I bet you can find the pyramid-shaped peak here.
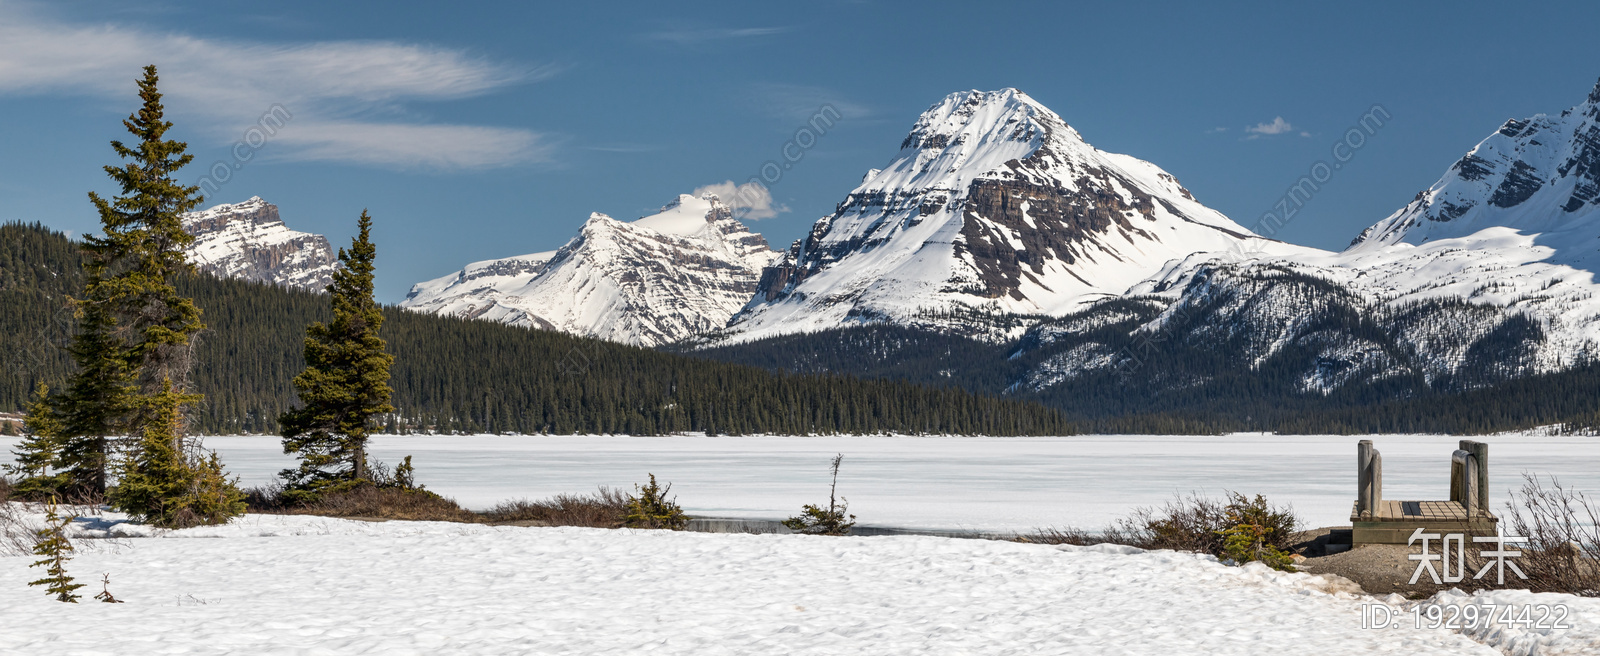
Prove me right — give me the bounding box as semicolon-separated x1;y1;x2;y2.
901;88;1081;152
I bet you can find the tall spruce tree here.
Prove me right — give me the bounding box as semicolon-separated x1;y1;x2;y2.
279;211;396;499
85;65;206;400
45;65;219;512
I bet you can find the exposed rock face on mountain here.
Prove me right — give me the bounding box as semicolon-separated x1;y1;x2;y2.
401;194;779;347
182;197;337;292
1007;78;1600;397
723;89;1292;343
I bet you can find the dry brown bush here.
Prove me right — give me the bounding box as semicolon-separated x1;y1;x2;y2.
244;482;477;523
482;487;630;528
304;486;478;522
246;480;638;528
1500;473;1600;596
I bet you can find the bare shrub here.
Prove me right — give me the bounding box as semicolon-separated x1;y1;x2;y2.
1023;526;1103;546
1501;473;1600;596
483;487;630;528
783;454;856;536
94;573;123;603
242;481;291;513
2;501;41;556
1;475;36;556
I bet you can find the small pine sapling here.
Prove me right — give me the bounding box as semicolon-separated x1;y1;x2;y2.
623;474;688;530
393;455;419;489
110;380;245;528
6;385;70;500
178;450;248;528
783;454;856;536
28;500;85;603
1214;493;1297;571
94;573;123;603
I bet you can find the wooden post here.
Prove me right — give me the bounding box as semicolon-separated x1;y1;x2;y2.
1372;451;1383;514
1464;454;1479;517
1451;449;1473;514
1358;440;1374;517
1450;452;1463;503
1461;440;1489;515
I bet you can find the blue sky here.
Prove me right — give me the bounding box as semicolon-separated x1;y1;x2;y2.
2;0;1599;303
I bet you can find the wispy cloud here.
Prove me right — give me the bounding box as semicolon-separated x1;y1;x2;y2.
693;180;788;220
751;83;870;123
1244;116;1297;140
271;122;556;169
645;25;792;46
1205;126;1229;134
0;3;558;170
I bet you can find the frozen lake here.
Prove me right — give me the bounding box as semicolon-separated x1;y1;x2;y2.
5;433;1598;532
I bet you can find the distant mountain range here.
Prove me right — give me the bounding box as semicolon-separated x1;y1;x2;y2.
186;78;1600;421
399;194;779;348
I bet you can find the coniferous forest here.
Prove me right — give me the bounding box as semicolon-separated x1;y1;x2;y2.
690;321;1600;435
0;222;1073;436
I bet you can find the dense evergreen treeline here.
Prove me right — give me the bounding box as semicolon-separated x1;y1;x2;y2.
683;324;1019;395
0;223;1073;436
689;304;1600;435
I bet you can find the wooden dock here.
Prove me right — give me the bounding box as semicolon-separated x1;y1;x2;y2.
1350;500;1497;544
1349;439;1498;545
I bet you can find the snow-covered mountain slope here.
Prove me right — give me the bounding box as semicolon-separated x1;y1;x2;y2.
401;194;779;347
721;89;1295;344
182;197;337;292
1012;79;1600;395
1352;78;1600;263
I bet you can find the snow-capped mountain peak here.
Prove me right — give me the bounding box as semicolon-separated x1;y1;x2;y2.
1351;77;1600;256
402;192;779;347
721;88;1288;343
181;197;337;292
1014;77;1600;399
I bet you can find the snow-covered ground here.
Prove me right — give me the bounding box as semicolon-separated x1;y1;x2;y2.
7;433;1593;533
7;511;1596;655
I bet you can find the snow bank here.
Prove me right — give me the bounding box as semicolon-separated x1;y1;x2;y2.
0;509;1530;654
1401;588;1600;656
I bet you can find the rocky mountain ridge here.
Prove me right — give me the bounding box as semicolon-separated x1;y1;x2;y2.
181;197;337;292
401;194;779;347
